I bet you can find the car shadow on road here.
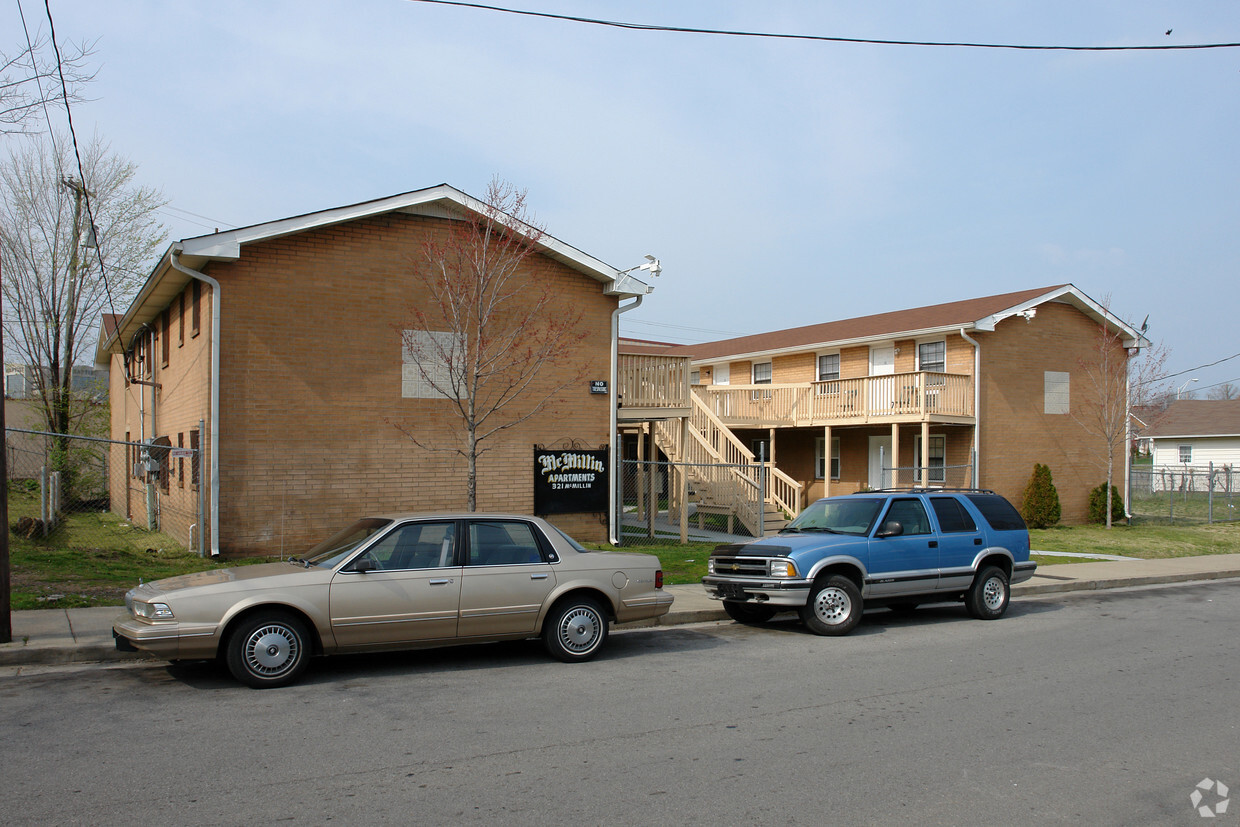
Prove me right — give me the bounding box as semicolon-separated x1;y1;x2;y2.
162;624;730;690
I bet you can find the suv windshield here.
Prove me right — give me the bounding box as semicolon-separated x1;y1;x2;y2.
303;518;394;568
785;498;883;536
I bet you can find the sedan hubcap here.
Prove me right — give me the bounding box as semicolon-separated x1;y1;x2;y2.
247;626;298;674
559;608;601;653
814;587;851;625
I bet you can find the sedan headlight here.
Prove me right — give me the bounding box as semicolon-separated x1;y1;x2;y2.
132;601;175;620
768;559;799;578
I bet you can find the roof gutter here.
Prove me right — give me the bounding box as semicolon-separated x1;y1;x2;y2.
170;247;221;557
610;294;643;545
960;327;981;485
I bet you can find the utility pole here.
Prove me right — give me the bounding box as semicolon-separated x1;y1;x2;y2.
1;252;9;643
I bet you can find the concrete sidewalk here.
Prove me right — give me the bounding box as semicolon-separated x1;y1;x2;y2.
4;553;1240;668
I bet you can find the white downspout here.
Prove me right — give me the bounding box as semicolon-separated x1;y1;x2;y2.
610;294;643;545
960;328;981;487
170;248;221;557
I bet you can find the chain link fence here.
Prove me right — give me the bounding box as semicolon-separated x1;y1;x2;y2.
882;463;975;490
6;428;204;554
1129;463;1238;525
619;458;763;546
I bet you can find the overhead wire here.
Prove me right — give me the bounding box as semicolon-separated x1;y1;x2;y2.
405;0;1240;52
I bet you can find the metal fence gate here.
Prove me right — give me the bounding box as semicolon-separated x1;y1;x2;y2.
619;458;765;546
6;427;205;555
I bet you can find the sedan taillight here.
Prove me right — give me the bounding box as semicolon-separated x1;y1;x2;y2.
655;570;664;589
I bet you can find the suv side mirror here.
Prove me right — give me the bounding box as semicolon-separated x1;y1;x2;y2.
876;520;904;538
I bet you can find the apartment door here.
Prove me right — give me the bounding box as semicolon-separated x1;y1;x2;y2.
868;435;892;490
869;346;895;411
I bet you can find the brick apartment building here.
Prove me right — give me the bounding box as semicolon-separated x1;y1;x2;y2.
631;285;1148;527
95;185;653;557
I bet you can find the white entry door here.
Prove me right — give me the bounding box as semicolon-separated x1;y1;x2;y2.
869;435;892;490
869;346;895;411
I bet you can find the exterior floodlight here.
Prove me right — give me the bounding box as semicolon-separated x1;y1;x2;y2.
638;255;661;277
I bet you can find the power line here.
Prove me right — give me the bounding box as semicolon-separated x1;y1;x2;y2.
406;0;1240;52
624;318;747;338
1158;352;1240;383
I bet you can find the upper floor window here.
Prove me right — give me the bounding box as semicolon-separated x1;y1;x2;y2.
753;362;772;384
817;353;840;382
1179;445;1192;463
918;341;946;373
690;370;701;385
402;330;459;399
1044;371;1070;415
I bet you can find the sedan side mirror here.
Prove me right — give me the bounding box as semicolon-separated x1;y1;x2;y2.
350;557;377;573
876;520;904;538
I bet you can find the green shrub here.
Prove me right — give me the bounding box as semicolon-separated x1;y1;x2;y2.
1021;463;1061;528
1088;482;1126;524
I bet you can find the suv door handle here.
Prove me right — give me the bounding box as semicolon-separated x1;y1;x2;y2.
974;538;983;545
928;541;938;548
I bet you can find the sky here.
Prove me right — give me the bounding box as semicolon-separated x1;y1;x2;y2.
10;0;1239;395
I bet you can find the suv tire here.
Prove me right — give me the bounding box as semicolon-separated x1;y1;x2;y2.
724;601;777;625
965;566;1010;620
800;574;863;636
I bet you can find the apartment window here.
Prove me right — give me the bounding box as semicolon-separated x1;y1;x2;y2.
189;429;200;486
177;433;185;488
178;293;185;346
1179;445;1192;463
918;341;946;374
161;309;170;367
1044;371;1070;415
191;280;201;337
690;370;701;385
753;362;772;384
815;436;841;480
913;435;946;484
817;353;840;382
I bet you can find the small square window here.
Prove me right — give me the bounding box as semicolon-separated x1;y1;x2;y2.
753;362;772;384
1179;445;1192;463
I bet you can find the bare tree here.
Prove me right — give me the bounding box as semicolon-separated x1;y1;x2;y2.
0;133;166;443
1208;382;1238;401
1074;299;1135;528
1;32;95;134
394;179;590;511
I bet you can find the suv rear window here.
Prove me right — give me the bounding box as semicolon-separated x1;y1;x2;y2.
964;494;1027;531
930;497;977;533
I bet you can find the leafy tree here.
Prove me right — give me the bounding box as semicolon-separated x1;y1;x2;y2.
1021;463;1061;528
393;178;590;511
1088;482;1125;525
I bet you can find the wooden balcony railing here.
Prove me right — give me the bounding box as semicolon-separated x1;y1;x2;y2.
697;372;973;427
617;354;691;412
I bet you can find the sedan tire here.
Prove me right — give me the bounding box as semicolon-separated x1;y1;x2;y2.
225;611;311;689
543;597;609;663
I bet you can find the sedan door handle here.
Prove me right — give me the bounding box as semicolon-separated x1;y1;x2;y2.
530;573;549;580
428;579;453;585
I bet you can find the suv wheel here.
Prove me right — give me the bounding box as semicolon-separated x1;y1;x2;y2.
965;566;1010;620
799;575;863;636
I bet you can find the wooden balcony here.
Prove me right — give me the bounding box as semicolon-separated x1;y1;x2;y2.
697;372;974;428
617;354;692;421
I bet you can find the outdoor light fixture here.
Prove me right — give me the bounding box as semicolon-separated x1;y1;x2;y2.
621;255;661;278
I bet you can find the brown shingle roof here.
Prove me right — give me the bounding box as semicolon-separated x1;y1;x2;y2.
666;285;1068;361
1145;399;1240;438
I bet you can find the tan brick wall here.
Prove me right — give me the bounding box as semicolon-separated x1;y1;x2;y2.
976;301;1128;523
773;352;814;383
111;212;616;556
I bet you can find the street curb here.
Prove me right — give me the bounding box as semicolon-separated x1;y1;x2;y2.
0;644;154;668
1013;569;1240;597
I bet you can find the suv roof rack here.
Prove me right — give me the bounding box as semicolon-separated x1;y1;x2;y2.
852;487;997;495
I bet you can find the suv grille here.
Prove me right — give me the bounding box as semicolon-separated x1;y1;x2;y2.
712;556;771;576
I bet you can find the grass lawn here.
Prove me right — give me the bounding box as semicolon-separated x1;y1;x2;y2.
6;488;251;610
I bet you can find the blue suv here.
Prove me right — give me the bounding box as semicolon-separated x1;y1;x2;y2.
702;490;1036;635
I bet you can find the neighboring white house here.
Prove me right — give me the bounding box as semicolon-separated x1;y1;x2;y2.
1143;399;1240;492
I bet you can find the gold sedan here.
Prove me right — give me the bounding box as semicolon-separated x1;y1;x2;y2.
113;514;673;688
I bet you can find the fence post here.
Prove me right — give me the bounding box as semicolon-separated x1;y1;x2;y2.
758;443;766;538
40;464;48;537
1208;461;1214;525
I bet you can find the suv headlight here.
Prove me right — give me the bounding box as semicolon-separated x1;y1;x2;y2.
132;601;175;620
768;559;799;578
707;558;715;575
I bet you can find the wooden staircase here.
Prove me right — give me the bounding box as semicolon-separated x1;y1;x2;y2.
651;391;802;537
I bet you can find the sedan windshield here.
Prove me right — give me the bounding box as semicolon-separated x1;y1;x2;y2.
785;498;883;536
303;518;393;568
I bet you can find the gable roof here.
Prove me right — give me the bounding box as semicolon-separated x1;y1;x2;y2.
667;284;1147;363
97;184;651;362
1145;399;1240;439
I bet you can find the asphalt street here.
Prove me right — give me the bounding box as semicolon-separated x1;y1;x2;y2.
2;581;1237;826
